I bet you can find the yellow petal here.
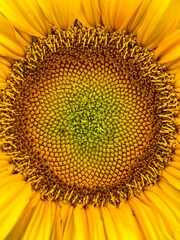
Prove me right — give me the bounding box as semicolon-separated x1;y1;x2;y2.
78;0;101;27
169;161;180;170
73;205;88;240
147;184;180;220
175;133;180;144
6;191;40;240
99;0;142;32
0;175;31;239
0;160;9;169
158;177;180;202
19;200;56;240
127;0;152;34
144;185;180;238
14;28;32;47
0;0;51;37
0;62;10;79
120;201;145;239
0;14;25;59
162;168;180;189
51;204;62;240
165;165;180;180
137;0;180;49
172;154;180;162
37;0;80;31
86;205;106;240
60;203;74;239
0;161;13;178
100;205;119;240
0;70;7;80
0;172;24;187
0;56;11;66
0;77;7;89
128;197;174;239
154;30;180;68
175;148;180;156
140;191;178;238
107;202;144;240
173;75;180;90
168;60;180;74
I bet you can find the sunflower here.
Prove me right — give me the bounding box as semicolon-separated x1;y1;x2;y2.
0;0;180;239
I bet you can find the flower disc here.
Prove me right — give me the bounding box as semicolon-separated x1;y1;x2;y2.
1;21;178;206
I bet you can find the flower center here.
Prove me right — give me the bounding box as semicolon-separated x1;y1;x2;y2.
1;21;177;206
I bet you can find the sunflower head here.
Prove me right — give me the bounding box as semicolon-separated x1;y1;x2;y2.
1;20;178;207
0;0;180;239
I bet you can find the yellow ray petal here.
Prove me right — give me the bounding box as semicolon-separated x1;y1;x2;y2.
165;165;180;179
127;0;152;34
73;205;88;240
0;175;31;239
0;56;11;66
169;161;180;170
154;30;180;68
100;205;119;240
139;192;178;238
120;201;145;239
137;0;180;49
173;75;180;90
0;70;7;80
0;172;24;187
0;0;51;37
86;205;106;240
51;204;62;240
147;184;180;220
14;28;32;48
99;0;142;32
144;186;180;238
172;154;180;162
162;168;180;189
0;61;10;81
60;203;74;240
19;200;56;240
107;202;144;240
0;14;25;59
0;161;13;177
158;177;180;201
176;134;180;143
78;0;101;27
37;0;80;31
0;160;9;169
128;197;174;239
168;61;180;74
6;191;40;240
175;148;180;157
0;78;7;90
0;62;10;79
